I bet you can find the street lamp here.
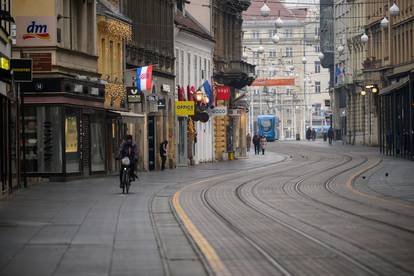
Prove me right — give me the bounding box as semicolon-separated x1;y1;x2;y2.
380;17;389;29
318;52;324;60
260;2;270;17
360;90;366;96
389;2;400;17
301;57;307;64
195;91;203;102
271;34;280;44
257;45;264;54
371;86;378;93
337;45;344;53
275;17;284;28
361;33;369;43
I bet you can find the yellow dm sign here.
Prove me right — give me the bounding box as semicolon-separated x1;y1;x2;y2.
175;101;195;116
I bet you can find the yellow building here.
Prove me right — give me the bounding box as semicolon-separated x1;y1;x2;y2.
96;0;131;109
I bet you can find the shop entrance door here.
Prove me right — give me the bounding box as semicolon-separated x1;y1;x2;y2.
177;117;187;166
81;114;90;176
148;115;156;171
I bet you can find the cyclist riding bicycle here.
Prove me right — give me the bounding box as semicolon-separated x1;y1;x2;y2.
118;135;138;186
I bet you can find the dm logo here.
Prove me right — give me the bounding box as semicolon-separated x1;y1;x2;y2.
23;21;50;40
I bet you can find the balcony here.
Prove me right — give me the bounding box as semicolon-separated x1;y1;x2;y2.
214;59;256;89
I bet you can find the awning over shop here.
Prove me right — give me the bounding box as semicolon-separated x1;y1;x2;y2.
379;77;409;95
111;111;145;123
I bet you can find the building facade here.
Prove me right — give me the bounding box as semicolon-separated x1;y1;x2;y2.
0;0;14;196
123;0;176;170
243;1;330;140
175;1;215;166
96;0;132;173
12;0;109;180
212;0;255;159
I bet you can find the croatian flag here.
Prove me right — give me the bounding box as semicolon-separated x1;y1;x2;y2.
136;65;153;92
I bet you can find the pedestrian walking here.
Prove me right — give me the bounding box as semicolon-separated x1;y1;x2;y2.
246;133;251;152
160;140;168;170
306;127;312;141
311;128;316;141
253;134;260;155
260;136;267;155
327;126;334;145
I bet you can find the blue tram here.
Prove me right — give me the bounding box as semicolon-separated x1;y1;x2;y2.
257;115;279;141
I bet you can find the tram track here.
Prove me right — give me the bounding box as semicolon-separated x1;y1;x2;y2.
247;152;413;275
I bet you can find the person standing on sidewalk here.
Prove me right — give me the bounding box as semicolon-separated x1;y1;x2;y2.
160;140;168;170
311;128;316;141
246;133;251;152
328;127;334;145
260;136;267;155
253;134;260;155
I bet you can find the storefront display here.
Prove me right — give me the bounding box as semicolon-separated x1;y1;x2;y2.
24;106;63;173
90;116;106;172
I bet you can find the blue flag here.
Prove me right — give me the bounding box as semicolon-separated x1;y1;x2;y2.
202;80;213;106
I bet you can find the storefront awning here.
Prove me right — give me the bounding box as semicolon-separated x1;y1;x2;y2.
111;111;145;123
379;77;409;96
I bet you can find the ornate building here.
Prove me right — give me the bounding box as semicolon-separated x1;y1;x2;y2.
212;0;255;159
123;0;176;170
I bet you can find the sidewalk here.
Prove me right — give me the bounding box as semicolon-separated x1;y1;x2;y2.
0;152;280;276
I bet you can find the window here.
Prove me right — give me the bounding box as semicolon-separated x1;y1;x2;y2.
286;88;293;95
269;51;276;58
194;55;198;85
315;26;320;36
180;50;184;85
24;106;63;173
175;49;179;84
187;53;191;85
285;47;293;57
315;45;320;53
109;41;114;81
314;61;321;73
269;29;276;38
315;81;321;93
90;115;106;172
252;31;259;39
285;29;293;38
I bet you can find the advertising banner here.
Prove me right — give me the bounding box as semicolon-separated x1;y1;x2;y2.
216;86;231;100
251;78;295;87
228;109;243;117
15;16;57;47
65;117;78;153
175;101;195;116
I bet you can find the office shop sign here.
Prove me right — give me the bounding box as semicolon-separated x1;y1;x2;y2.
16;16;57;47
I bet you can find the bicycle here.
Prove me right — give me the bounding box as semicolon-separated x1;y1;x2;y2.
120;157;131;194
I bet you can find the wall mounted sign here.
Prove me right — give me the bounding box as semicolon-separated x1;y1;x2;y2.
127;86;141;103
216;86;231;100
161;84;171;93
210;106;227;116
175;101;195;116
15;16;57;47
157;98;166;109
11;58;32;82
228;109;243;117
251;78;295;87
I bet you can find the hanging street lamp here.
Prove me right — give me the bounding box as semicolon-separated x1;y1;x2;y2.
271;33;280;44
260;2;270;17
380;17;389;28
389;2;400;17
361;33;369;43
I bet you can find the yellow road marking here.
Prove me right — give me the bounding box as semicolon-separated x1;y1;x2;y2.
172;191;232;276
346;158;414;209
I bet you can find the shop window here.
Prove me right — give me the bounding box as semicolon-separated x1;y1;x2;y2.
90;116;106;172
25;106;63;173
65;108;80;173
